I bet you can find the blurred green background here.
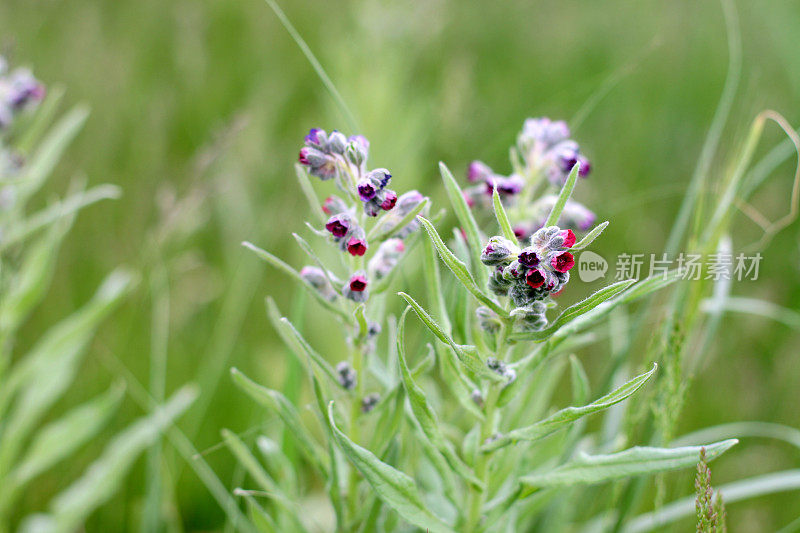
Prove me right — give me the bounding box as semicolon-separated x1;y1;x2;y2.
2;0;799;530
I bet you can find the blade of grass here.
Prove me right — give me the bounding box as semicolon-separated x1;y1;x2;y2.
262;0;359;132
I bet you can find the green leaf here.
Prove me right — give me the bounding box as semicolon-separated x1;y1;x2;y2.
551;272;681;342
569;355;590;405
492;188;517;242
399;293;501;382
295;163;326;225
0;218;72;332
544;162;581;227
16;85;65;154
292;232;340;290
421;226;452;334
397;309;484;489
0;270;134;470
572;221;609;250
230;368;328;475
39;386;197;533
265;297;338;384
354;304;369;339
439;161;485;279
235;489;278;533
326;402;454;533
436;343;484;420
9;384;124;490
511;279;637;341
369;386;407;458
482;364;656;452
242;241;349;321
519;439;737;491
222;430;306;532
369;197;429;241
278;317;339;385
17;106;89;207
417;217;506;318
1;184;121;250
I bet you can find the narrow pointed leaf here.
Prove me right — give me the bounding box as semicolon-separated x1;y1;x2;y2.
369;198;429;241
482;364;656;452
572;221;609;250
327;402;454;533
552;272;681;341
230;368;328;474
295;163;326;224
439;162;485;282
242;241;349;321
43;386;197;532
544;162;581;227
511;279;636;341
17;106;89;206
492;188;517;242
222;430;307;531
0;270;134;468
417;216;506;317
399;293;501;381
264;298;337;385
0;219;72;332
10;384;124;490
278;315;338;384
2;185;121;250
520;439;737;490
397;310;483;488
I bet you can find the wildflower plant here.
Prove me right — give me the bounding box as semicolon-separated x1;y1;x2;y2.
463;118;597;242
0;58;196;532
231;122;738;533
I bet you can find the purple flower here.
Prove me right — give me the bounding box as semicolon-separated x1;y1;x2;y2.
358;179;377;201
349;274;368;291
366;168;392;188
480;236;518;266
299;146;337;180
305;128;324;146
517;248;539;268
467;160;493;183
325;213;352;238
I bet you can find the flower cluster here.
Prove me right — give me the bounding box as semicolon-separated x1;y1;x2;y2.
463;117;595;242
481;225;577;331
297;128;426;306
517;117;590;186
0;57;45;130
299;128;397;217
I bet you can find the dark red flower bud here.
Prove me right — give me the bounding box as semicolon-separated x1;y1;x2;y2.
349;274;368;292
551;252;575;273
347;238;367;256
526;269;545;289
379;190;397;210
560;229;576;248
